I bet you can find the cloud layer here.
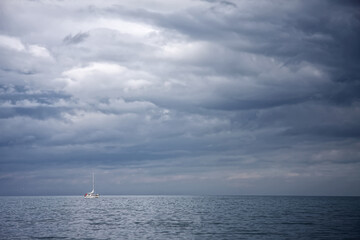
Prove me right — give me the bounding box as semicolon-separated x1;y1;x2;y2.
0;0;359;195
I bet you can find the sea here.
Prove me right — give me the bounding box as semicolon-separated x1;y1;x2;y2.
0;195;359;239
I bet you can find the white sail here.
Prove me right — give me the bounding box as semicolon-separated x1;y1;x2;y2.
84;172;100;198
92;172;95;192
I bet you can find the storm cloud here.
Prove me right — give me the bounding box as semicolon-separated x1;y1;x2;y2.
0;0;359;196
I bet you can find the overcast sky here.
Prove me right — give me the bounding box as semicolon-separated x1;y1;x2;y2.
0;0;359;196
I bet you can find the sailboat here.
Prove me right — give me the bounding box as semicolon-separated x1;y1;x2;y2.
84;172;100;198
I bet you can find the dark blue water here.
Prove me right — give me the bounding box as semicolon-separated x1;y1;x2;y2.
0;196;359;239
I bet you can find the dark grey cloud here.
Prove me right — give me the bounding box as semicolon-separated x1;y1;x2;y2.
0;84;72;119
63;32;89;45
103;0;359;110
0;0;359;196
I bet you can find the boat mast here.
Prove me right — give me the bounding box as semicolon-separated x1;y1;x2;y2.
92;172;95;192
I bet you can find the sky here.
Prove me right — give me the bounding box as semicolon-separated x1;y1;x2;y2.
0;0;359;196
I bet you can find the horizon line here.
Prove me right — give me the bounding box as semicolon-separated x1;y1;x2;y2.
1;194;359;197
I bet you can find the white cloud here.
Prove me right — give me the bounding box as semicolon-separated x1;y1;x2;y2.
0;34;53;60
63;62;125;80
59;62;160;102
93;18;157;36
28;44;52;59
0;35;25;51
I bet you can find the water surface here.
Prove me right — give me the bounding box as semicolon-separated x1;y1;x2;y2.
0;195;359;239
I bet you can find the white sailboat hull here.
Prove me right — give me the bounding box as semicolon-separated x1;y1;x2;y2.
84;193;100;198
